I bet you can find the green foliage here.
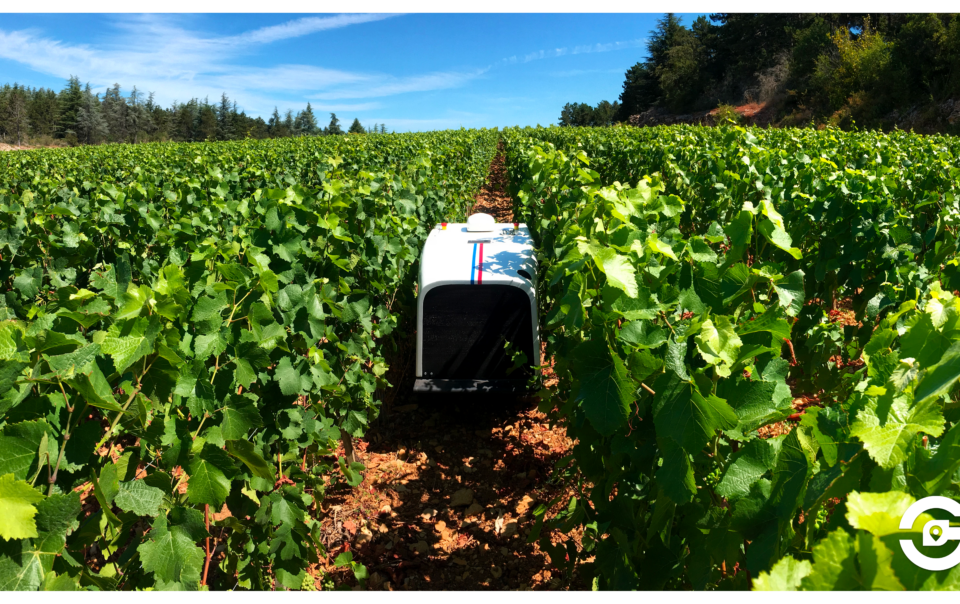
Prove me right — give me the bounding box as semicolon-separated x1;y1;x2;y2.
558;100;621;127
608;13;960;130
712;103;741;125
812;23;893;113
0;129;498;590
502;124;960;590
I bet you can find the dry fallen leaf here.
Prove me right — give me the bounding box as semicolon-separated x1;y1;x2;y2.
421;508;438;520
465;502;484;518
211;503;232;522
343;519;357;535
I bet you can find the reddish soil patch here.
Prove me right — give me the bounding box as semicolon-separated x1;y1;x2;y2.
311;396;584;591
469;143;514;223
0;142;61;151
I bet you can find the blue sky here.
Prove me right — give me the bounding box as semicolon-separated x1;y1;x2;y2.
0;13;707;131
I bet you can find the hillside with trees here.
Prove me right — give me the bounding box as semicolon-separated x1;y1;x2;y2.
0;76;387;147
562;13;960;133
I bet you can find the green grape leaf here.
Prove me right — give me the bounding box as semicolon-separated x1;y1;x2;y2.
572;340;632;436
0;530;64;591
186;445;237;507
716;437;782;500
758;219;802;260
593;247;639;298
66;361;124;413
687;236;718;263
34;492;81;535
767;431;810;517
139;510;207;585
914;341;960;405
0;473;44;540
720;359;793;438
219;397;263;441
652;371;737;454
618;320;667;349
275;357;304;396
115;480;165;517
656;438;696;504
857;532;905;590
225;440;274;481
753;555;812;591
850;390;944;469
846;491;926;537
695;316;742;377
772;271;805;316
100;316;162;373
190;293;229;323
800;528;859;590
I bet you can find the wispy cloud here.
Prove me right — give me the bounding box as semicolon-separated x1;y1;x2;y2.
309;101;383;112
550;68;625;77
0;15;646;129
501;38;646;66
310;68;489;101
226;14;401;45
0;14;465;117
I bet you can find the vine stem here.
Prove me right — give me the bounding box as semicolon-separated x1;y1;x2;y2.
202;504;212;587
95;384;144;452
660;311;676;336
193;414;209;440
48;379;78;495
210;284;258;385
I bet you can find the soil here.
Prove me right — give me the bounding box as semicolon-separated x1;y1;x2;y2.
0;142;61;151
468;142;514;223
758;297;866;439
629;101;780;128
308;145;585;591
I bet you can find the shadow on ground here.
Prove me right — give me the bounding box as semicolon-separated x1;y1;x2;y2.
318;380;584;590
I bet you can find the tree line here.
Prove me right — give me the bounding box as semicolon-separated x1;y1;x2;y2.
560;13;960;131
0;76;387;147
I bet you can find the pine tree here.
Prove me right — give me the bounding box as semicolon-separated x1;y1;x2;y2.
101;83;128;142
268;107;281;137
5;85;30;147
27;88;59;139
198;100;217;141
57;76;83;143
615;63;658;121
127;86;151;143
348;118;364;134
217;92;233;141
297;102;318;135
76;85;108;145
326;113;343;135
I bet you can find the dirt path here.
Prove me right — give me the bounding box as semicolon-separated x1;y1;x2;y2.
469;142;515;222
309;145;584;591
